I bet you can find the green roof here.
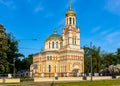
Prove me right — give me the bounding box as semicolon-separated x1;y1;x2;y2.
46;34;62;41
46;28;62;41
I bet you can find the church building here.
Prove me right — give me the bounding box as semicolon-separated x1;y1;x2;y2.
30;3;84;77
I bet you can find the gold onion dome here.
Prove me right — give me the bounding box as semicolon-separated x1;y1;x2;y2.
66;2;76;16
46;28;62;42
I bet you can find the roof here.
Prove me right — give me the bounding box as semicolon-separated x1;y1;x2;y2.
66;2;76;17
46;33;62;41
45;29;62;42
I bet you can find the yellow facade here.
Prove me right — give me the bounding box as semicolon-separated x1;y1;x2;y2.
30;3;84;77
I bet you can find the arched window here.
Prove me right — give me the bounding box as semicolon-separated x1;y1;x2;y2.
72;38;74;45
49;42;50;48
33;64;38;69
75;37;76;45
60;42;62;48
73;18;75;24
50;56;52;60
52;42;54;48
56;42;58;48
72;37;76;45
69;17;72;24
48;65;51;72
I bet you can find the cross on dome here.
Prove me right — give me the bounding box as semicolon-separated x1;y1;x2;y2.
69;2;72;11
54;28;57;34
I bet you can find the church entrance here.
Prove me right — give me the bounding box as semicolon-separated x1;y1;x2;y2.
72;69;79;77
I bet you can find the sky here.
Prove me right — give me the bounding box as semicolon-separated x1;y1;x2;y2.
0;0;120;57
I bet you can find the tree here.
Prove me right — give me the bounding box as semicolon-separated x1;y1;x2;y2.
116;48;120;64
6;33;24;73
0;24;9;74
21;54;33;70
83;46;90;74
102;53;116;67
83;45;102;74
92;46;101;73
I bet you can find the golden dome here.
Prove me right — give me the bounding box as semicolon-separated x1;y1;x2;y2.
66;2;76;16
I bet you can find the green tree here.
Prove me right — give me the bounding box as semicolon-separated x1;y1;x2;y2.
0;24;9;73
6;33;24;73
116;48;120;64
92;46;101;73
102;53;116;67
83;45;102;74
21;54;33;70
83;46;90;74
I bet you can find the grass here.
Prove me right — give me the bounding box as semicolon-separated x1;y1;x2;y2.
0;80;120;86
54;80;120;86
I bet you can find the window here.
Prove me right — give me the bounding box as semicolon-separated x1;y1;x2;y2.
72;37;76;45
56;42;58;48
49;42;50;48
48;65;51;72
52;42;54;48
60;42;62;48
33;64;38;69
72;38;74;45
50;56;52;60
73;18;75;24
47;56;49;60
69;17;72;24
75;37;76;45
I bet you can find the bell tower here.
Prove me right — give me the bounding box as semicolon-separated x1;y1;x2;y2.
62;2;80;49
66;2;76;27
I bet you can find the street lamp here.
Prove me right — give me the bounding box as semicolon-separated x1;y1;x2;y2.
13;58;16;78
90;42;92;81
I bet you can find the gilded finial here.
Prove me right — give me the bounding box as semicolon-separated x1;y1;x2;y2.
54;28;57;34
69;2;72;11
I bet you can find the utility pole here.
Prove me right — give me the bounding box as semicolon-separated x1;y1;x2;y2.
90;42;92;81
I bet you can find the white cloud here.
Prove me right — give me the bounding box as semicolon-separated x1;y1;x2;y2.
105;31;120;43
100;28;114;36
91;26;101;33
100;30;109;35
44;12;54;18
34;5;44;13
105;0;120;16
0;0;15;9
25;0;44;13
57;18;65;27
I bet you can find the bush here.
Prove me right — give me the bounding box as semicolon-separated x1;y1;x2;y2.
20;78;34;81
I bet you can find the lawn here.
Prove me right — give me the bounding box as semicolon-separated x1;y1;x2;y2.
0;80;120;86
54;80;120;86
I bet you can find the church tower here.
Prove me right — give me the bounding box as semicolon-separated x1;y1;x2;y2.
62;2;80;49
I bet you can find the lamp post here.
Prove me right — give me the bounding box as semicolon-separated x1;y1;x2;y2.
13;58;16;78
90;42;92;81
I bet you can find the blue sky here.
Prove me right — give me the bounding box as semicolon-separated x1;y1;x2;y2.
0;0;120;57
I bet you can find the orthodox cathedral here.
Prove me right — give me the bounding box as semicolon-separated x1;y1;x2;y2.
30;3;84;77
